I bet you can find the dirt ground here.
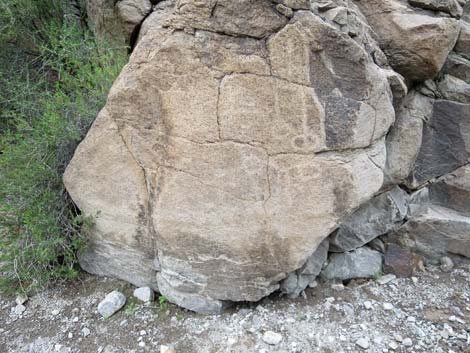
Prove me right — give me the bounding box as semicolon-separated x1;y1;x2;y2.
1;265;469;353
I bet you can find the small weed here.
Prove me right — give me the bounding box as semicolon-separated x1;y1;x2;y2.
124;302;138;315
159;295;169;311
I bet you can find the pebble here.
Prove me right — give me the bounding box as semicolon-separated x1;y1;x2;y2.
13;304;26;315
97;291;126;318
138;341;146;348
133;287;155;303
51;309;60;316
363;301;373;310
68;332;73;339
440;257;454;272
355;337;370;349
377;274;396;285
262;331;283;345
81;327;91;337
389;341;399;350
383;303;394;311
161;345;176;353
331;283;345;291
402;338;412;347
15;294;28;306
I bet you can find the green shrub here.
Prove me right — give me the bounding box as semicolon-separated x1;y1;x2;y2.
0;0;126;293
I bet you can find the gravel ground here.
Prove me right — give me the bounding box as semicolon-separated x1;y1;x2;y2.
1;265;469;353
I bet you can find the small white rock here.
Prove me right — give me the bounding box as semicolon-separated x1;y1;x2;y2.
51;309;60;316
364;301;373;310
97;290;126;318
81;327;91;337
389;341;399;350
68;332;73;339
331;283;345;291
160;345;176;353
355;337;370;349
133;287;155;303
13;304;26;315
262;331;282;345
140;330;147;336
402;338;412;347
383;303;394;311
15;294;28;306
138;341;146;348
377;274;396;285
308;280;318;288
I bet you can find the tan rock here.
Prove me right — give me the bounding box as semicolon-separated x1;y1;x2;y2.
356;0;461;82
66;2;394;313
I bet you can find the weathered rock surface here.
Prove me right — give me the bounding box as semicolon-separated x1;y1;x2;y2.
383;243;420;277
86;0;153;45
65;0;470;313
355;0;460;82
408;0;463;17
406;100;470;188
280;239;329;297
65;2;394;313
392;165;470;262
321;247;383;281
329;187;409;252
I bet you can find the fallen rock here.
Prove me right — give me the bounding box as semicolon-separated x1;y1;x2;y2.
15;294;28;306
13;304;26;315
440;256;454;272
383;243;420;277
280;239;329;297
161;346;176;353
133;287;154;303
329;187;408;252
355;337;370;350
408;0;463;17
262;331;283;345
437;74;470;103
356;0;460;81
321;247;383;281
442;52;470;83
376;274;397;285
97;291;126;318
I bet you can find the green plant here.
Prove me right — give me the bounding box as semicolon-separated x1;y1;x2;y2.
0;0;126;293
124;302;139;316
159;295;169;311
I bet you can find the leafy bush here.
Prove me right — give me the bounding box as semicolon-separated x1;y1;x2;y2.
0;0;126;293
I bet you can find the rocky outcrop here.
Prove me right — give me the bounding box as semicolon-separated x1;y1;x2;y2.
355;0;460;82
65;0;470;313
85;0;153;46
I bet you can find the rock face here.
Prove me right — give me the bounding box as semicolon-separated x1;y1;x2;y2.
85;0;153;46
65;0;470;312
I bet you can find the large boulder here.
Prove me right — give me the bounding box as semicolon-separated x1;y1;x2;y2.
354;0;460;82
65;3;395;313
